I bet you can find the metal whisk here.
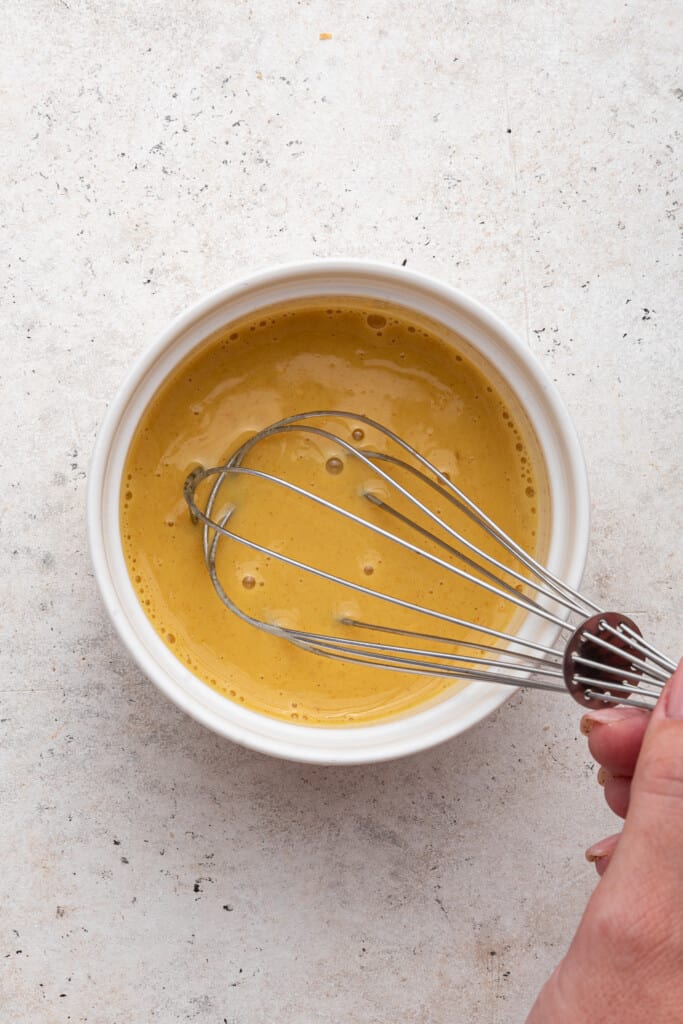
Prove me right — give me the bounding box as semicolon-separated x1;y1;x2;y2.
184;411;675;711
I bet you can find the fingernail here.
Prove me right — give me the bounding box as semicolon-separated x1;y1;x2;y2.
585;833;619;863
597;766;609;787
665;659;683;720
585;840;611;863
580;706;634;735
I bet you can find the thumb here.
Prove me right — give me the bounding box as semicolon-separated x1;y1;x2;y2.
604;657;683;887
541;667;683;1024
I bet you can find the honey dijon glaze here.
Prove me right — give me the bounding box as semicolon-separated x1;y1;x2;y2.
121;301;546;726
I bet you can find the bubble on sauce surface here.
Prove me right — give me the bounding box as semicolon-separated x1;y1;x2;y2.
325;456;344;475
352;428;365;441
366;314;387;329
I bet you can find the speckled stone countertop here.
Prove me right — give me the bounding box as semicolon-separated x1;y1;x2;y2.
1;2;681;1021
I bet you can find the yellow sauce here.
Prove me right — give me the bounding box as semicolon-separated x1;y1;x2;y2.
121;301;545;725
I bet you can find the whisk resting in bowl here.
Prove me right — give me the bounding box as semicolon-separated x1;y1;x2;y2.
184;411;675;712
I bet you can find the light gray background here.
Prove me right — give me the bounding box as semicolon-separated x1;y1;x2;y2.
1;2;681;1021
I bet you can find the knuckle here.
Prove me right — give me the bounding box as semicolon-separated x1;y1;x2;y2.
589;899;646;960
588;887;683;971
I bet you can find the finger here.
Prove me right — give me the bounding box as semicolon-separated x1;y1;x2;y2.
585;832;620;875
599;659;683;891
602;773;632;819
581;705;649;776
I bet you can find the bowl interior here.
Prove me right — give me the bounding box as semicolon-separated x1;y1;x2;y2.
88;261;589;763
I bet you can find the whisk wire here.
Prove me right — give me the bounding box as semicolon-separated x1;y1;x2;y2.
188;458;575;636
191;474;567;657
183;410;674;712
340;619;559;661
266;410;602;619
363;455;592;618
601;621;675;675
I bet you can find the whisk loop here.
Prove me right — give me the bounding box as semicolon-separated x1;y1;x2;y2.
184;411;675;712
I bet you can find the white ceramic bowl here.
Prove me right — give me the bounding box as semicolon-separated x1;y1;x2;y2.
88;260;589;764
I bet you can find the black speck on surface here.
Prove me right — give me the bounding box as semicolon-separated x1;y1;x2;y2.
222;904;233;912
120;856;129;864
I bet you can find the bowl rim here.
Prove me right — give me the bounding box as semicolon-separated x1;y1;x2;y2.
87;258;590;764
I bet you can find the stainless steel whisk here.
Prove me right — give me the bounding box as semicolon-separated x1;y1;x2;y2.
184;411;676;711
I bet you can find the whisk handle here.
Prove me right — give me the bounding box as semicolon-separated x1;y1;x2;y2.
564;611;648;709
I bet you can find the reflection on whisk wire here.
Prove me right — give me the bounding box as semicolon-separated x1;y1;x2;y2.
184;411;675;712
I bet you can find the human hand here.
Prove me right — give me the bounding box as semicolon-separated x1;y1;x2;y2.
526;659;683;1023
